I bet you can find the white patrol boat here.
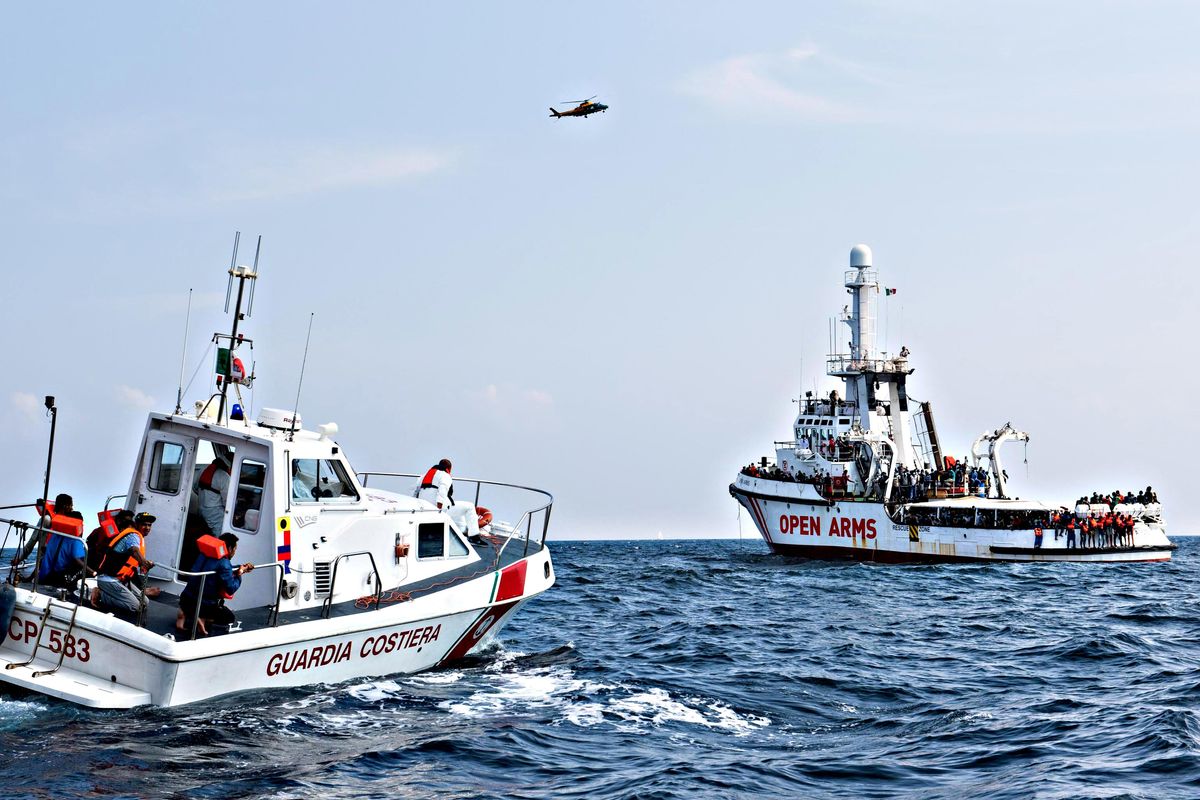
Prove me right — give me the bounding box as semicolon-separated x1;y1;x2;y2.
730;244;1173;564
0;237;556;707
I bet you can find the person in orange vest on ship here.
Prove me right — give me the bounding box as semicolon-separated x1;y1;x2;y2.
17;493;74;567
197;451;233;535
415;459;454;509
95;512;162;623
176;532;254;639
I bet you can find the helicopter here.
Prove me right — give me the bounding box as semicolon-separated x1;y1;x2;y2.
549;96;609;118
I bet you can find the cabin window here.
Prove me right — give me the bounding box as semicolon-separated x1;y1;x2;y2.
291;458;359;502
418;523;445;558
149;441;185;494
447;528;469;557
232;459;267;533
839;418;851;424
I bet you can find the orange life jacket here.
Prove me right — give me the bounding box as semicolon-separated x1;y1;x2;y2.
99;526;145;582
420;466;440;489
36;500;85;538
199;462;225;491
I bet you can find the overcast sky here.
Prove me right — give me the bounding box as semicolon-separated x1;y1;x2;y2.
2;2;1198;539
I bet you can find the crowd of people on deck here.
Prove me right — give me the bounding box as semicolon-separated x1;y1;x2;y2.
893;461;990;502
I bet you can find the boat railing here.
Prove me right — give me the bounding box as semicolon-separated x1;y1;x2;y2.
357;472;553;556
320;550;383;619
825;355;907;374
151;560;287;638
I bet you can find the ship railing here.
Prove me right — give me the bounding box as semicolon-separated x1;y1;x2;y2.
357;472;553;559
825;355;908;374
149;560;287;638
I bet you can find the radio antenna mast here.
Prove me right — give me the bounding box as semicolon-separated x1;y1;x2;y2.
174;288;193;414
217;231;259;424
289;313;315;440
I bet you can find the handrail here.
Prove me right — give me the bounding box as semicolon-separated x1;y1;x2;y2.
151;560;285;638
321;550;383;619
357;471;554;513
356;471;554;552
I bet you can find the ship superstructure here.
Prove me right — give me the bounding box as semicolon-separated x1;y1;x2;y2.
730;245;1172;563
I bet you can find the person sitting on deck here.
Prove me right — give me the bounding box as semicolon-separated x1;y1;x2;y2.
176;532;255;639
95;512;162;623
38;510;89;588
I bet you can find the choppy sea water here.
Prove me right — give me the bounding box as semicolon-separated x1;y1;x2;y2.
3;537;1200;799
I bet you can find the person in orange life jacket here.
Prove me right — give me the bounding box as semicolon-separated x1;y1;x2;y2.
95;512;162;622
1065;517;1076;549
415;459;454;509
38;508;89;588
17;492;74;567
176;532;254;639
87;509;133;575
197;451;233;534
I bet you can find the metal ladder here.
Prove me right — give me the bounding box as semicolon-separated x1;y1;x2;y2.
4;596;82;678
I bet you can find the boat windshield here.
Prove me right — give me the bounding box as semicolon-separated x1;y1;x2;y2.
292;458;359;502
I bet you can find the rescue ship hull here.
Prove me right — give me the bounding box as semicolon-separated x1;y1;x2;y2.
732;478;1174;565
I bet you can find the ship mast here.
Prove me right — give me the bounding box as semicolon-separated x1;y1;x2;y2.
216;233;260;425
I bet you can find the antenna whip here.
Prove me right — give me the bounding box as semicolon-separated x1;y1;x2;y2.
289;313;315;439
175;288;193;414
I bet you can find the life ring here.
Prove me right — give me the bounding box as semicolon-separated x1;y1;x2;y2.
476;507;494;528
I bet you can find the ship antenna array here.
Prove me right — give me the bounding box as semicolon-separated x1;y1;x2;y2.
289;313;315;441
218;231;261;424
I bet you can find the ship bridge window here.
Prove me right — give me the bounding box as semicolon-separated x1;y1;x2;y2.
232;459;266;533
839;418;851;424
291;458;359;503
149;441;185;494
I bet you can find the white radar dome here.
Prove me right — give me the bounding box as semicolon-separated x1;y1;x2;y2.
849;244;873;268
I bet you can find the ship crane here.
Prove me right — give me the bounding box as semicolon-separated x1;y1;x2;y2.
971;422;1030;500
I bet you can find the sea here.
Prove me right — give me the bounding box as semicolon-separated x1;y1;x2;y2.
3;537;1200;799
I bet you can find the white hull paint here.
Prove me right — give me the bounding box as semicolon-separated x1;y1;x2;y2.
1;549;550;708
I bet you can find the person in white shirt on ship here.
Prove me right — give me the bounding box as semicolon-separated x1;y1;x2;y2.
414;459;480;539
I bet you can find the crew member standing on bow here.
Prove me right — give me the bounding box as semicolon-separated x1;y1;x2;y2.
197;451;232;534
95;512;161;623
415;459;454;509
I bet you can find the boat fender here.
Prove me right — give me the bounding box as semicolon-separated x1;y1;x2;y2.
196;534;229;560
0;584;14;644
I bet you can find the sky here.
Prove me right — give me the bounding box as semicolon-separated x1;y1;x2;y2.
1;2;1198;539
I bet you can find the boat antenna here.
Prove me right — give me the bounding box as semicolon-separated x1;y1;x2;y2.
217;232;259;425
289;313;315;440
175;288;193;414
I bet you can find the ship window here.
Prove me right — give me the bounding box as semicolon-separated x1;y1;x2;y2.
149;441;185;494
291;458;359;503
418;523;445;558
839;418;851;424
232;459;266;533
448;528;470;557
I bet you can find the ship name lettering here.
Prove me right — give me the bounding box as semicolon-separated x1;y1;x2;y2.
267;641;353;676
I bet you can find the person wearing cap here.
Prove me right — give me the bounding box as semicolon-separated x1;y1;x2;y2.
197;451;233;535
95;512;162;623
